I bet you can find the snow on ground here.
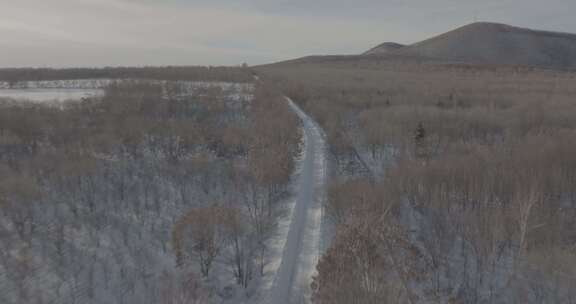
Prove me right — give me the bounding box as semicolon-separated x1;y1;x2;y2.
0;81;253;304
0;79;254;104
258;148;303;296
0;79;253;91
0;79;115;90
0;81;323;304
0;88;103;103
262;98;328;304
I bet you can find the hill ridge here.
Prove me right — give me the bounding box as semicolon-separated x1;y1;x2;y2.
371;22;576;68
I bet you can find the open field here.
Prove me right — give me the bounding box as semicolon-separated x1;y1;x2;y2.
0;88;103;103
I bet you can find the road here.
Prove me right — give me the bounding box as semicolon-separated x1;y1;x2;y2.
265;97;327;304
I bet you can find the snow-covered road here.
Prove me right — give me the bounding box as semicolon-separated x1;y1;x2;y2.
265;97;327;304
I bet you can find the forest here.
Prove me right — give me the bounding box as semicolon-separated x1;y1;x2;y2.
0;67;300;303
3;60;576;303
260;61;576;303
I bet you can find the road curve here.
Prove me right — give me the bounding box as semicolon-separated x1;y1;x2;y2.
265;97;327;304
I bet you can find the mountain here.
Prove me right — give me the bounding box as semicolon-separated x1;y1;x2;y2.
363;42;405;55
365;22;576;69
265;22;576;70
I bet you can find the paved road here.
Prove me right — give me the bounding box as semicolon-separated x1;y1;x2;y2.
265;97;327;304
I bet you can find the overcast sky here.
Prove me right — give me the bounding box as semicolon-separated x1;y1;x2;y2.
1;0;575;67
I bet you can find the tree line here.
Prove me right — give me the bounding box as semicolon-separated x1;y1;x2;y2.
0;66;253;87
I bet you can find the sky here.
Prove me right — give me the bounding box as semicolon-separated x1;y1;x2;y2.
1;0;575;68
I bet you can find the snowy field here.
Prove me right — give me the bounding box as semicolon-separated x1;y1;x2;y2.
0;79;252;90
0;88;103;103
0;79;253;104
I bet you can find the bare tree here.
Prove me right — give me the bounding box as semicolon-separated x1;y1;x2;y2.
172;206;239;277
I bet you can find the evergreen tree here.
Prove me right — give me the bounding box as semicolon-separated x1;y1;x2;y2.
414;122;426;158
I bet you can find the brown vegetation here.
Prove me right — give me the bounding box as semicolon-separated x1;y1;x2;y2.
0;70;299;303
0;66;253;85
259;61;576;303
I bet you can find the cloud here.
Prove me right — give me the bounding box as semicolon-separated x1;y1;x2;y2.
0;0;575;67
0;19;71;40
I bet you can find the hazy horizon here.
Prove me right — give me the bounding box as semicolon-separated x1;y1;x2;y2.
1;0;576;68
